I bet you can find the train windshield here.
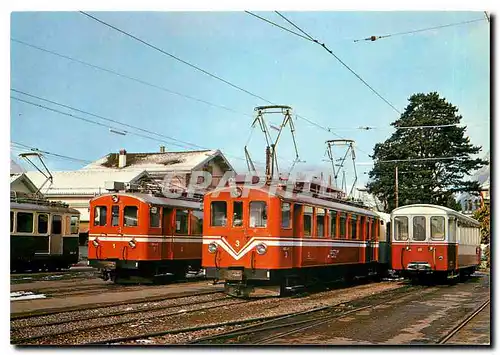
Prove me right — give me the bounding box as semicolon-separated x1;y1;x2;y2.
250;201;267;228
412;216;426;241
394;216;409;241
431;216;445;240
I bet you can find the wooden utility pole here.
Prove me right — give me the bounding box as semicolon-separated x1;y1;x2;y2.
395;165;399;208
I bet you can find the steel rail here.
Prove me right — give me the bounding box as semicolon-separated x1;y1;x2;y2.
437;298;490;344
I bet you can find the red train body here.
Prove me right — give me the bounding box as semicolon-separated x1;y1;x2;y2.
391;204;481;281
202;180;390;296
88;192;203;282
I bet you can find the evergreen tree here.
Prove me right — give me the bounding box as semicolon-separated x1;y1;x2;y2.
367;92;488;212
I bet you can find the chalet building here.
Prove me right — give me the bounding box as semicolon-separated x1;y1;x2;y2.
10;173;39;195
25;147;235;255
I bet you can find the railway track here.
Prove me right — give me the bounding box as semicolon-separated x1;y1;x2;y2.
11;289;222;320
437;298;490;345
190;284;431;345
12;292;241;344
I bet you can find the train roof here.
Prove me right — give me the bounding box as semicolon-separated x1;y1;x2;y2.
207;185;378;217
91;193;202;210
10;201;80;214
391;204;479;225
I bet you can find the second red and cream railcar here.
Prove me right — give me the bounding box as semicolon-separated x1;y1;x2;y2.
391;204;481;282
88;192;203;282
202;180;389;296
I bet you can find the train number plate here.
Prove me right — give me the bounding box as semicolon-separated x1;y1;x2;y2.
224;270;243;281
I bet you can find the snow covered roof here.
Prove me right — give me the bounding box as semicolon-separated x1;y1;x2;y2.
25;170;149;196
10;173;38;193
82;149;234;173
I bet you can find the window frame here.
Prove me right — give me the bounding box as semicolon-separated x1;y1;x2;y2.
123;205;139;227
412;215;427;242
16;211;34;234
430;216;446;241
37;213;49;235
93;205;108;227
350;214;358;240
303;205;313;237
394;216;409;241
111;205;120;227
52;214;62;235
316;208;326;238
149;205;161;228
249;201;268;228
174;209;189;235
329;210;337;239
281;201;292;229
339;212;347;239
190;209;204;235
210;201;227;227
232;201;244;228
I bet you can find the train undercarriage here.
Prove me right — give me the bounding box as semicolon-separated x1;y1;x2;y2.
89;259;202;284
206;263;388;298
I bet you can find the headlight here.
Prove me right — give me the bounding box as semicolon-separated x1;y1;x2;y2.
128;240;137;248
208;243;218;253
92;240;99;247
256;243;268;255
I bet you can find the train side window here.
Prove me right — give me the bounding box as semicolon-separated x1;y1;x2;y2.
431;216;445;240
175;209;189;234
250;201;267;228
16;212;34;233
303;206;313;237
339;213;347;238
233;201;243;227
448;218;456;243
123;206;138;227
281;202;292;229
150;206;161;228
10;211;14;233
330;210;337;238
394;216;409;241
211;201;227;227
412;216;426;241
38;214;49;234
52;215;62;234
94;206;107;226
190;210;204;235
350;215;358;239
70;216;79;234
316;208;325;237
366;218;371;240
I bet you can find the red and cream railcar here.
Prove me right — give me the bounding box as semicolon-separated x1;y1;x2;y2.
88;192;203;282
391;204;481;281
202;181;386;296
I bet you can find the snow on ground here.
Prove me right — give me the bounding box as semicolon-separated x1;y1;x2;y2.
10;291;46;301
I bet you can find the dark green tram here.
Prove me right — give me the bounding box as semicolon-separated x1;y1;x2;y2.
10;192;80;272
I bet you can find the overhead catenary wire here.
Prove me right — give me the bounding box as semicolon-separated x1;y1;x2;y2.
12;89;205;150
79;11;273;105
248;11;401;115
77;11;370;161
359;156;466;164
11;95;265;166
10;141;92;164
11;38;252;119
353;17;486;43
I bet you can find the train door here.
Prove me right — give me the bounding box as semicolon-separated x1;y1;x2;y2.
162;207;174;259
50;215;63;255
365;217;372;264
293;204;303;266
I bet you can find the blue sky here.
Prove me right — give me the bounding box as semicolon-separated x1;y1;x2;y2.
10;11;490;188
